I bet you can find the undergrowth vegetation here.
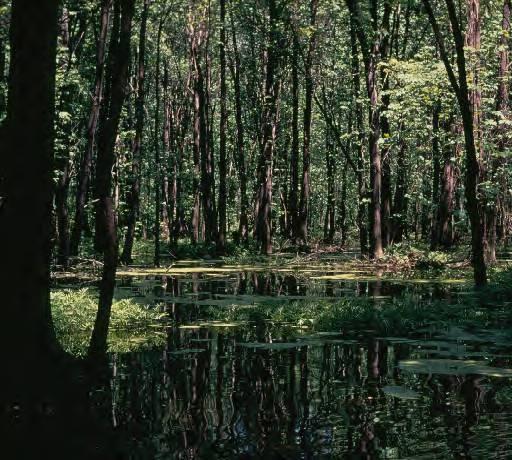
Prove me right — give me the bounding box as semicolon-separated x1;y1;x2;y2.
51;288;168;356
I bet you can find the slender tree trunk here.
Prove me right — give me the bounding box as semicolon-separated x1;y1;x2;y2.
436;118;458;249
423;0;487;286
349;18;368;256
189;7;216;244
54;9;74;268
380;2;392;249
217;0;228;253
154;16;164;267
289;32;300;241
340;161;349;246
489;0;511;262
89;0;135;357
70;0;111;257
0;35;6;116
392;129;408;243
255;0;281;255
229;12;248;245
120;0;149;264
324;127;336;244
298;0;319;244
431;102;441;248
346;0;386;259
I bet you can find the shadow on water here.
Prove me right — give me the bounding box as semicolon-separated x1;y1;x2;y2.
45;262;512;459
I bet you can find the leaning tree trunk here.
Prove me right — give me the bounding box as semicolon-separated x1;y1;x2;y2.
70;0;111;257
89;0;135;357
423;0;487;286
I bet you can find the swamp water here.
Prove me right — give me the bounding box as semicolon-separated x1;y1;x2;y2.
55;257;512;459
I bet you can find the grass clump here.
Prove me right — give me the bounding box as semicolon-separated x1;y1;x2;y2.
51;288;168;356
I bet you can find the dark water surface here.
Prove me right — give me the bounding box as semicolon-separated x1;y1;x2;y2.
51;259;512;459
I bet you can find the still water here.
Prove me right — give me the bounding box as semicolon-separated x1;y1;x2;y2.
80;260;511;459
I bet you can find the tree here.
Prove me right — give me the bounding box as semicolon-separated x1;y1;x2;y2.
0;0;60;360
422;0;487;286
121;0;150;264
89;0;135;357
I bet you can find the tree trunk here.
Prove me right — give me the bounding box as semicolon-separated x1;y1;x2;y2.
289;32;300;242
71;0;111;257
0;0;60;357
324;127;336;244
298;0;319;244
349;17;368;256
229;13;249;245
89;0;135;357
154;16;164;267
217;0;228;253
346;0;386;259
489;0;511;262
430;102;442;249
255;0;281;255
423;0;487;286
392;129;408;243
120;0;149;264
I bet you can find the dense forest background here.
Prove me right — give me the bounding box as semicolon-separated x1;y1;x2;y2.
1;0;511;287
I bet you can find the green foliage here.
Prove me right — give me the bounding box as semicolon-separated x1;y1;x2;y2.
51;288;168;356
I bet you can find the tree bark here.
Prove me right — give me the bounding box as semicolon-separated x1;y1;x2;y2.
422;0;487;285
120;0;150;264
89;0;135;357
70;0;111;257
349;17;368;256
297;0;319;244
489;0;511;262
346;0;386;259
154;16;164;267
228;12;249;245
0;0;60;358
217;0;228;253
289;32;300;242
255;0;281;255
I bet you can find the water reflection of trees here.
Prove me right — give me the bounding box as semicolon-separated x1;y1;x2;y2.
103;333;509;459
